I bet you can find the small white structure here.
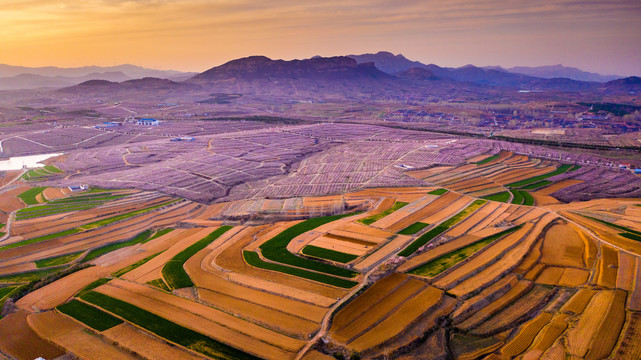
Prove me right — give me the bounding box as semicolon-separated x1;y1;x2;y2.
136;118;160;126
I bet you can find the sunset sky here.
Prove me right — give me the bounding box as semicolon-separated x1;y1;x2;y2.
1;0;640;75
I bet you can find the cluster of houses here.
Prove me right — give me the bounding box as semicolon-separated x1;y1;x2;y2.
95;118;160;129
619;163;641;174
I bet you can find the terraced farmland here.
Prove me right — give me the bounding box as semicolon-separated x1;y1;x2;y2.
1;149;641;360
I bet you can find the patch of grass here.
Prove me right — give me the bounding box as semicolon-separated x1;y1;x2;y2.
162;261;191;289
510;189;524;204
474;154;500;165
619;232;641;242
428;189;448;195
77;278;111;296
0;267;62;284
358;202;407;225
35;251;84;268
17;187;47;205
0;228;82;251
302;245;358;263
162;226;233;289
57;299;123;331
5;201;172;251
580;215;641;236
0;285;25;312
259;213;359;278
398;222;430;235
112;252;162;277
507;164;574;188
145;228;174;242
79;199;179;230
519;180;552;190
0;285;19;300
43;165;63;173
15;193;129;220
83;230;153;263
147;279;171;291
482;191;511;203
80;291;260;360
399;200;486;257
409;225;522;277
243;251;358;288
520;190;535;206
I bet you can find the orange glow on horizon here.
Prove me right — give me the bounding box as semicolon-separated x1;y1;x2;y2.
1;1;640;75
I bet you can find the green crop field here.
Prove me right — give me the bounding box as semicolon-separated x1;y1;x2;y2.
409;226;522;277
482;191;511;203
507;164;573;188
80;291;260;360
398;222;430;235
57;299;123;331
474;154;500;165
259;213;359;278
428;188;448;195
112;252;162;277
35;252;84;268
0;267;62;284
399;200;486;257
358;202;407;225
162;226;233;289
243;251;358;288
16;192;129;220
147;279;171;291
4;203;174;251
520;190;535;206
510;189;524;204
77;278;111;296
17;187;47;205
83;230;153;263
301;245;358;263
519;180;552;190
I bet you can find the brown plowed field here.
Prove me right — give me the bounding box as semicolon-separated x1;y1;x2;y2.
0;311;65;360
384;192;465;233
211;225;348;299
198;288;320;338
540;224;586;268
96;279;304;359
331;277;428;344
29;310;139;360
102;323;206;360
348;286;443;351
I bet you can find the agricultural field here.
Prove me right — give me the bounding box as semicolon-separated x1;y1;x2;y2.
0;132;640;360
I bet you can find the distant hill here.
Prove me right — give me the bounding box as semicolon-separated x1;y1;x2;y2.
59;77;201;95
347;52;604;91
497;64;622;83
0;64;196;90
603;76;641;93
347;51;429;74
0;71;132;90
189;55;391;82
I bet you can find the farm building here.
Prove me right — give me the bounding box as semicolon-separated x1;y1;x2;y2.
68;185;88;192
136;118;160;126
95;121;122;128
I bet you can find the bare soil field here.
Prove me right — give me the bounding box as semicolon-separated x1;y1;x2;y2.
102;323;207;360
28;310;139;360
0;311;65;360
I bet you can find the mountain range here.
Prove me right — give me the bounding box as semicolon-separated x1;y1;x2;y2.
0;64;197;90
348;51;624;83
